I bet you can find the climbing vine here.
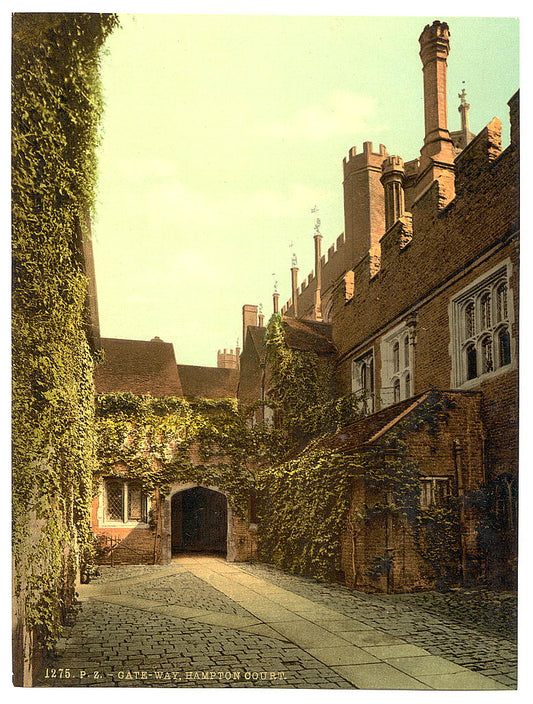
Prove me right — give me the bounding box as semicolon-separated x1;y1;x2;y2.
258;318;463;587
257;450;362;580
12;13;118;651
265;314;364;447
95;393;288;516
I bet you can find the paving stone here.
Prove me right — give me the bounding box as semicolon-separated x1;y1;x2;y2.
35;559;517;689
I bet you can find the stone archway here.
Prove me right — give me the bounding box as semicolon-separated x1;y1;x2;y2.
161;483;236;563
171;486;227;554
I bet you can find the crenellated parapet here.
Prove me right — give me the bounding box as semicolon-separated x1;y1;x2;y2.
454;118;502;196
343;141;388;178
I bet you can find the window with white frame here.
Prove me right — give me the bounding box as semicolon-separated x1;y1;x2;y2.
351;349;375;413
381;324;412;407
420;477;452;509
104;479;148;523
449;262;514;387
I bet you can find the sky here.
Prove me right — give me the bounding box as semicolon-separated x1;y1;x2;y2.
91;13;519;366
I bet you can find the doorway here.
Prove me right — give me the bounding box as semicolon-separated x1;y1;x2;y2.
171;486;227;555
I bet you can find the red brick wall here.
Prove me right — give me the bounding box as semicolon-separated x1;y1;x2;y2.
340;393;486;592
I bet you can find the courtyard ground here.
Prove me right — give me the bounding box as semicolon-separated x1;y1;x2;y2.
35;555;516;690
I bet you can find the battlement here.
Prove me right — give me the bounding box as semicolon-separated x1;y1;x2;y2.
404;159;420;177
217;347;240;370
343;141;388;177
454;117;502;196
381;155;405;175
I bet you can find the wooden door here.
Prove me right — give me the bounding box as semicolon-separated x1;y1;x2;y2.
176;487;227;553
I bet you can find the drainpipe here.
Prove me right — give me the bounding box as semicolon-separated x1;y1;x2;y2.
453;439;468;584
385;489;394;593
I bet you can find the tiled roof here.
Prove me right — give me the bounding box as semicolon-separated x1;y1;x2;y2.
247;326;266;360
320;393;431;452
282;317;336;355
95;337;183;397
178;364;239;399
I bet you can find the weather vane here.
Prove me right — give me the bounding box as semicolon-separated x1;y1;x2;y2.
289;241;297;267
311;205;321;236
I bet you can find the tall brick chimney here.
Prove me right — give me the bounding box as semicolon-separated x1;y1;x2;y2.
290;259;299;317
273;291;279;314
242;304;258;346
313;228;323;321
415;20;455;202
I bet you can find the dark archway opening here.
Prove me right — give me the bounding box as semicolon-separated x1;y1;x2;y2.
171;487;227;555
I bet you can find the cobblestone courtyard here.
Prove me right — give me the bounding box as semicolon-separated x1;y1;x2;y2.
36;555;516;690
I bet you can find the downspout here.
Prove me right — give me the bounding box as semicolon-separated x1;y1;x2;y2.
453;439;468;584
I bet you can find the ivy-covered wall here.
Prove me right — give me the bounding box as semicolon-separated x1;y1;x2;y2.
12;13;118;685
91;392;288;563
257;318;487;591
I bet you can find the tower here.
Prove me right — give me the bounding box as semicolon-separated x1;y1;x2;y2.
343;141;388;265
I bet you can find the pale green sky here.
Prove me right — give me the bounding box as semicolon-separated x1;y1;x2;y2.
92;14;519;366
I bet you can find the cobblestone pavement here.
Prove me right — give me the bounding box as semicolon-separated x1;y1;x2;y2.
238;562;517;687
127;572;253;617
35;556;515;690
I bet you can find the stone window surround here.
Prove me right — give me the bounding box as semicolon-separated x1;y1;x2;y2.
351;347;375;413
380;322;413;407
98;478;151;527
420;476;452;509
448;258;515;389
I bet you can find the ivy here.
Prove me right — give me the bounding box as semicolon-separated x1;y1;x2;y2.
257;450;361;580
257;322;463;587
12;13;118;650
94;393;288;517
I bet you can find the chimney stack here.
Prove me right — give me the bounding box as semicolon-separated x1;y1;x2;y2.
242;304;258;346
273;291;279;314
313;229;323;321
416;20;455;202
290;260;299;317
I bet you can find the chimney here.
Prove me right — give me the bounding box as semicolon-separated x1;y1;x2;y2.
313;229;323;321
273;291;279;314
416;20;455;202
242;304;258;346
290;261;299;317
258;313;264;327
380;156;406;230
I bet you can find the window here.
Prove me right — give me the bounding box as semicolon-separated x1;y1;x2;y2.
381;324;412;407
104;479;148;523
420;477;451;509
351;349;375;414
449;261;514;387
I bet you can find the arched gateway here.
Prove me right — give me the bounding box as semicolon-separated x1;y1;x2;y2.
161;483;237;562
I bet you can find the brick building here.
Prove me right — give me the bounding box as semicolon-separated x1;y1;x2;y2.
91;336;257;565
90;19;518;590
238;20;519;588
